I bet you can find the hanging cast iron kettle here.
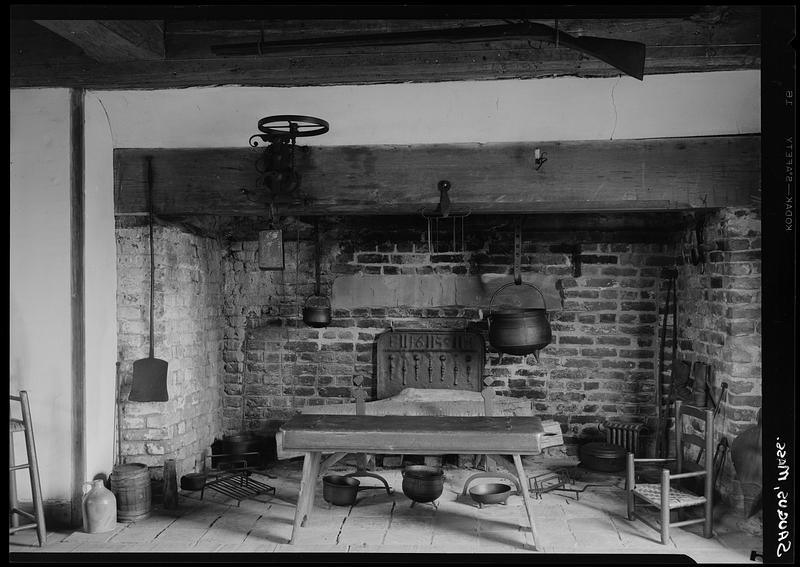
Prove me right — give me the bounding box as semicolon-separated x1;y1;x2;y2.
487;281;552;361
302;296;331;328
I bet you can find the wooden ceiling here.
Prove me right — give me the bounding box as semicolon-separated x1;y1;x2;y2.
11;5;761;89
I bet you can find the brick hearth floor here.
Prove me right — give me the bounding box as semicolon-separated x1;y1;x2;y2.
9;458;761;562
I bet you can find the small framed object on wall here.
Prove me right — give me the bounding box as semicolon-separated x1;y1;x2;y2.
258;229;284;270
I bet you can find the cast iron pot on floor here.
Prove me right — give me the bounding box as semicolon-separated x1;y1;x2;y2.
402;465;444;506
217;432;265;468
322;475;360;506
180;473;207;491
579;442;627;472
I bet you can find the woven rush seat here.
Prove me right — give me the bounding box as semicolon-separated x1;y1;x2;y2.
10;418;25;433
633;483;707;508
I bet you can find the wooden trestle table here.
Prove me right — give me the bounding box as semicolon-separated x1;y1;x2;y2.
279;413;545;551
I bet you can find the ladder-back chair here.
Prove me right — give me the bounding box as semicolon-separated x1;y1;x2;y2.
626;400;714;544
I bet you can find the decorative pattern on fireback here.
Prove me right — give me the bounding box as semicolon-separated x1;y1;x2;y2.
376;329;485;399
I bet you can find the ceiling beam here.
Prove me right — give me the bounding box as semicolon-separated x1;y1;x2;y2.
12;9;760;89
10;40;760;90
142;211;694;243
33;20;165;62
13;6;708;20
113;136;760;217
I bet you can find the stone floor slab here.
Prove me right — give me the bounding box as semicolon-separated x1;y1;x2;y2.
342;515;390;530
273;543;344;553
335;528;387;545
60;526;125;543
34;541;86;553
715;531;763;551
107;528;167;543
683;549;762;563
155;526;209;542
381;531;433;546
197;528;250;544
479;528;528;547
348;544;419;553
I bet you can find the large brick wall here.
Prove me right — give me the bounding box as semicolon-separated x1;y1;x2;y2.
674;207;762;513
113;209;761;511
116;223;224;480
222;217;674;452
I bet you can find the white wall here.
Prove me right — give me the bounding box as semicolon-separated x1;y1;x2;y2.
83;93;118;482
94;70;760;148
10;88;75;518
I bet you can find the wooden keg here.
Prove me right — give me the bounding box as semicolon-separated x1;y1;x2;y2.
110;463;152;522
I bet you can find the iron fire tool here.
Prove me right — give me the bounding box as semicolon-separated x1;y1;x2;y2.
655;266;678;458
199;459;276;505
420;180;471;254
528;468;617;500
696;381;729;463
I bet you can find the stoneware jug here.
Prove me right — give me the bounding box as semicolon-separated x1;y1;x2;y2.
82;479;117;533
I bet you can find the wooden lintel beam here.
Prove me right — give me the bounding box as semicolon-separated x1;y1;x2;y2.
114;136;760;217
34;20;165;62
12;48;761;89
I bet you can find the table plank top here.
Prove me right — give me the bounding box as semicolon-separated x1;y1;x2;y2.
279;414;545;454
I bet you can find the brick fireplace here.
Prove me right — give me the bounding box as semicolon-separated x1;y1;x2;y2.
114;207;761;513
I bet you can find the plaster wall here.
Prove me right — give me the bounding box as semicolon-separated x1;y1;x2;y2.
94;70;760;148
83;93;118;482
9;88;74;520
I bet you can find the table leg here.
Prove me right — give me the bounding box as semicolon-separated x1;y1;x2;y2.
289;451;322;544
512;454;543;552
319;452;348;476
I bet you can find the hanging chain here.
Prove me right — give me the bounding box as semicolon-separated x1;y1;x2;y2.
291;225;300;411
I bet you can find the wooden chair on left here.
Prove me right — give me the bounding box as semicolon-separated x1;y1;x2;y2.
9;391;47;546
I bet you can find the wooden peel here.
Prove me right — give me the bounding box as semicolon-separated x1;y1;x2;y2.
129;156;169;402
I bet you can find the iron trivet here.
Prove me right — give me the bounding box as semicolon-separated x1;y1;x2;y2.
200;459;276;505
528;467;616;500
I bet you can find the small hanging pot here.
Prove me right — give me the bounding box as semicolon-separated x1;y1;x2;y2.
303;295;331;327
487;281;552;361
302;220;331;328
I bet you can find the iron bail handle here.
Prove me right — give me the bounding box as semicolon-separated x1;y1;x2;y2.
488;281;549;315
461;471;521;496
